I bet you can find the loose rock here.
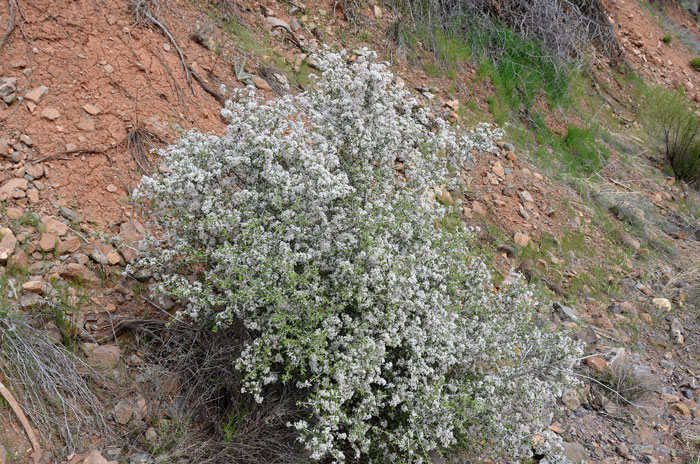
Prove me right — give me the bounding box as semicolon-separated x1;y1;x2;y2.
39;232;58;251
60;263;100;285
41;107;61;120
24;85;48;104
563;441;587;463
89;345;121;368
514;231;530;247
42;216;69;236
652;297;671;311
0;228;17;261
82;451;118;464
113;398;134;425
554;302;579;322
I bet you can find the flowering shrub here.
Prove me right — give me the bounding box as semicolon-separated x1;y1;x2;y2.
132;50;581;463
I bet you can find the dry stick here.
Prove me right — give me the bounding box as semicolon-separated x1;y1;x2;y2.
0;380;43;463
35;147;111;166
0;0;16;49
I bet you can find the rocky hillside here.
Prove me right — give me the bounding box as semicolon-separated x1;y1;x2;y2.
1;0;700;463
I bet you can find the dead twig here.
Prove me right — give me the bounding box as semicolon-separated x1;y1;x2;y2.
127;122;160;175
35;147;112;166
0;380;43;464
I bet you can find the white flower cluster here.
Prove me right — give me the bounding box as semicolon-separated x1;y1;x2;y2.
132;49;581;463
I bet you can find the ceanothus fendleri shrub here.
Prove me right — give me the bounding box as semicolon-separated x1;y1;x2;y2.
131;49;581;463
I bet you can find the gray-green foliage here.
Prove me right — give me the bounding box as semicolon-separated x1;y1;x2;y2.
133;50;581;463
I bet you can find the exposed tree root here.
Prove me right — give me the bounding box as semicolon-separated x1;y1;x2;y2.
129;0;227;105
0;0;16;50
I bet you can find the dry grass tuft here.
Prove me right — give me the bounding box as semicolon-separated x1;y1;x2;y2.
0;308;110;454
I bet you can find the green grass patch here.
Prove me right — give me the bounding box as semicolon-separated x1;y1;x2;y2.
562;124;609;175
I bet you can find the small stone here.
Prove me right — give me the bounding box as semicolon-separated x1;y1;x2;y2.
619;301;636;315
56;235;82;255
585;356;607;371
681;376;699;390
252;76;272;91
20;292;42;308
574;326;598;345
77;118;95;132
0;444;6;464
119;222;144;263
652;297;671;311
616;443;630;458
42;216;69;236
19;134;33;146
83;103;101;115
514;232;530;247
103;64;114;74
132;395;148;421
547;422;565;434
620;232;640;250
106;184;118;193
27;188;39;204
518;190;534;204
60;206;78;222
563;441;587;463
472;200;486;216
26;163;44;179
561;388;580;410
39;232;57;251
444;99;459;111
41;107;60;120
554;302;579;322
492;162;505;177
129;453;150;464
661;392;681;402
82;450;118;464
0;228;17;261
518;205;530;220
113;398;134;424
373;4;382;18
6;207;23;220
672;402;690;416
145;427;157;441
90;345;121;368
0;177;28;197
505;150;517;161
671;317;684;344
22;280;45;294
264;16;291;31
24;85;48;104
640;312;653;324
60;263;100;285
440;189;453;205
